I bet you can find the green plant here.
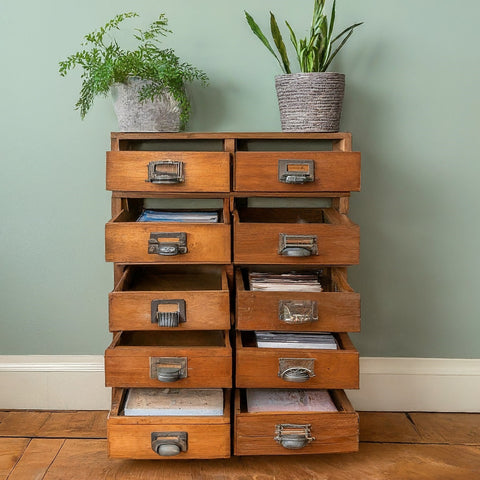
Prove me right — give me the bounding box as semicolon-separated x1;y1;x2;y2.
59;12;208;129
245;0;362;73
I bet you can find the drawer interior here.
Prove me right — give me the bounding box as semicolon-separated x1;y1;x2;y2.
115;265;227;292
116;330;226;348
236;207;328;224
239;331;348;350
111;198;226;223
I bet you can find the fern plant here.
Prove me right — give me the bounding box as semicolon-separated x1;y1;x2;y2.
245;0;362;74
59;12;208;129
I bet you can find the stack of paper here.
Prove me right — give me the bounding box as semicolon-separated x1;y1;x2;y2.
136;210;219;223
247;389;337;413
249;271;323;292
255;331;337;349
124;388;224;416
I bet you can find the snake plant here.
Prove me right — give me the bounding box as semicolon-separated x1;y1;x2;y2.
245;0;362;73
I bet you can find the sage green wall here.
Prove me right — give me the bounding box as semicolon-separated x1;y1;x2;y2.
1;0;479;357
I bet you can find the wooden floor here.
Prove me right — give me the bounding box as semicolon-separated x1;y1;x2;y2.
1;411;480;479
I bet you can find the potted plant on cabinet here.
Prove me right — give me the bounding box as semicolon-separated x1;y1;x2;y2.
245;0;362;132
59;12;208;132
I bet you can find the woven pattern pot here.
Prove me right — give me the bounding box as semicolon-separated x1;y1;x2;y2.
111;77;181;132
275;72;345;132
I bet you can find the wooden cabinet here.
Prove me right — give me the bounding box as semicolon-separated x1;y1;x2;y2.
105;132;360;459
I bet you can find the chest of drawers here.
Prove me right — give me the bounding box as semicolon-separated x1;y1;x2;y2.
105;132;360;459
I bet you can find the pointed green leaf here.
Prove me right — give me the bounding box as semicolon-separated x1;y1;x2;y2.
332;22;363;43
270;12;291;74
324;28;354;71
245;10;285;72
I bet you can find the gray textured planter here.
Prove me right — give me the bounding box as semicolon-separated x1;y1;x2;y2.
111;77;181;132
275;72;345;132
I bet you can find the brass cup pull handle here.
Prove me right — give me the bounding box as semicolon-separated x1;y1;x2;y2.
279;300;318;324
151;432;187;456
281;367;314;383
279;234;318;257
148;232;187;256
275;424;314;450
278;159;315;184
147;160;184;184
151;299;186;327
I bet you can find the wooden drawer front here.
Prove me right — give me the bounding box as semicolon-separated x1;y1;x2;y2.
234;390;358;456
110;266;230;331
235;152;360;192
105;331;232;388
106;151;230;193
105;211;231;264
233;208;359;265
108;389;230;459
235;269;360;332
235;332;358;389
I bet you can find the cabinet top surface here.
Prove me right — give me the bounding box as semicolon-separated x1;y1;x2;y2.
111;132;352;140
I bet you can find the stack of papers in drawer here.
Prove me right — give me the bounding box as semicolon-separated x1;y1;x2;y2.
255;331;338;349
247;389;337;412
249;271;323;292
136;210;219;223
124;388;224;416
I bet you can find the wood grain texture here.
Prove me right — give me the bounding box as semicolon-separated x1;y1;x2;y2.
235;332;359;389
410;413;480;445
359;412;422;443
234;151;360;192
233;208;359;265
105;331;232;388
235;269;360;332
7;438;64;480
39;439;480;480
0;411;50;437
105;221;231;264
106;151;230;193
0;438;29;479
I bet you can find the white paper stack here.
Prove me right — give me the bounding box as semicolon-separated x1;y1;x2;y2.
254;331;338;349
249;271;323;292
136;210;219;223
247;389;338;413
124;388;224;416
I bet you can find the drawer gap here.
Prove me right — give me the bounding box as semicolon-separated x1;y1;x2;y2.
118;139;225;152
117;331;226;348
236;139;334;152
237;207;327;224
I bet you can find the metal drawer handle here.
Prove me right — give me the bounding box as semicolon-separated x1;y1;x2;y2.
278;358;315;383
148;232;187;256
278;159;315;184
147;160;184;184
279;300;318;324
274;424;315;450
150;357;187;382
279;234;318;257
151;432;188;456
151;299;186;327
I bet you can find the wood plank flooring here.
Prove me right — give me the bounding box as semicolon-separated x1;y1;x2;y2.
1;411;479;479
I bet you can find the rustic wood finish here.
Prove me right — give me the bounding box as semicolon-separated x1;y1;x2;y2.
106;151;230;193
109;266;230;331
234;151;360;192
234;389;358;456
235;268;360;332
105;331;232;388
235;332;359;389
233;208;359;265
105;213;231;264
107;390;231;459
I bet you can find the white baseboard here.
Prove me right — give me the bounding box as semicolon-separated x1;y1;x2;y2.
0;356;479;411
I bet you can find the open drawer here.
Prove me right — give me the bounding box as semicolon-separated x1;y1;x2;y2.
236;331;358;389
234;389;358;455
105;331;232;388
236;267;360;332
106;151;231;193
105;206;230;264
233;207;359;265
234;151;360;193
110;265;230;331
108;388;231;459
